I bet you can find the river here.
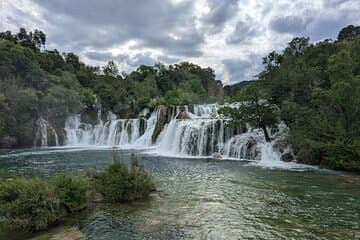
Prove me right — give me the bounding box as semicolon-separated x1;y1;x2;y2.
0;147;359;239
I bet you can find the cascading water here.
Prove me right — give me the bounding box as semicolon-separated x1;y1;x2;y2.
64;114;144;146
34;118;59;147
61;104;289;163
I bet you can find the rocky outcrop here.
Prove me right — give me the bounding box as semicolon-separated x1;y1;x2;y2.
176;110;190;120
273;138;296;162
139;118;147;136
212;152;222;160
151;106;168;143
244;138;261;160
281;152;295;162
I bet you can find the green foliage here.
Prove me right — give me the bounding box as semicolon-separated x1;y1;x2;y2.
220;83;278;142
102;60;119;77
0;174;86;232
51;173;87;213
91;154;156;202
0;28;222;148
255;25;360;171
337;25;360;41
0;155;156;232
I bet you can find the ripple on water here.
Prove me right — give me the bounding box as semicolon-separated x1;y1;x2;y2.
0;149;359;240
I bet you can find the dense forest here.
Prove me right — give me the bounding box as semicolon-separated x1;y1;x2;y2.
225;25;360;171
0;28;223;148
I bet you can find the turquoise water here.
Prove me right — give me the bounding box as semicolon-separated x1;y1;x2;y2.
0;148;359;239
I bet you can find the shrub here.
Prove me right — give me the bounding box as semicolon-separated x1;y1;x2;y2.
0;155;156;232
0;173;87;232
51;173;87;213
0;178;63;231
92;154;156;202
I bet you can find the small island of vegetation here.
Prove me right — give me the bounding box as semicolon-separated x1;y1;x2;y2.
0;154;155;232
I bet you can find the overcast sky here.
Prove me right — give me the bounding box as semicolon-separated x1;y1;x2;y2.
1;0;359;84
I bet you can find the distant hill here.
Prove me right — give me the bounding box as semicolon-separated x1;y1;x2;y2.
223;80;255;96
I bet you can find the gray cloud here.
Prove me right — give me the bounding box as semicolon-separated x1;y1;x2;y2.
308;10;358;41
2;0;360;84
202;0;239;33
32;0;203;57
85;51;113;62
85;51;179;68
270;15;311;34
222;55;263;83
226;20;259;44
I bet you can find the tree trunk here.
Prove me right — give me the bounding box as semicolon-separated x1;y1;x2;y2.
262;126;271;142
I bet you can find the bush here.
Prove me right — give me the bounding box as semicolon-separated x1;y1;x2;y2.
91;154;156;202
51;173;87;213
0;155;156;232
0;173;87;232
0;178;63;231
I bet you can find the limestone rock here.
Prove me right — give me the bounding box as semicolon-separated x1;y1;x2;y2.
212;153;222;160
176;110;190;120
151;105;168;143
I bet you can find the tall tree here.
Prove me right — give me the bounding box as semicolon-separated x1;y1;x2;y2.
102;60;119;77
337;25;360;41
219;84;278;142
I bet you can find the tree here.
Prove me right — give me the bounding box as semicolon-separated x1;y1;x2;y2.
64;52;81;72
283;37;309;57
32;29;46;49
219;84;278;142
262;51;282;71
337;25;360;41
102;60;119;77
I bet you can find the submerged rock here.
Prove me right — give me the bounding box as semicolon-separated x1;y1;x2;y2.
212;153;222;160
32;226;86;240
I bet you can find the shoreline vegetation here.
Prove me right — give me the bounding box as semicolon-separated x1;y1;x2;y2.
0;25;359;171
0;153;155;233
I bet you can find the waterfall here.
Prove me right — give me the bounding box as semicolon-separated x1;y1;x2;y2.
193;104;218;117
62;104;289;162
64;114;144;146
34;118;59;147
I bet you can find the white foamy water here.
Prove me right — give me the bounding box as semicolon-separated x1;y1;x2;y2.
59;104;294;168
